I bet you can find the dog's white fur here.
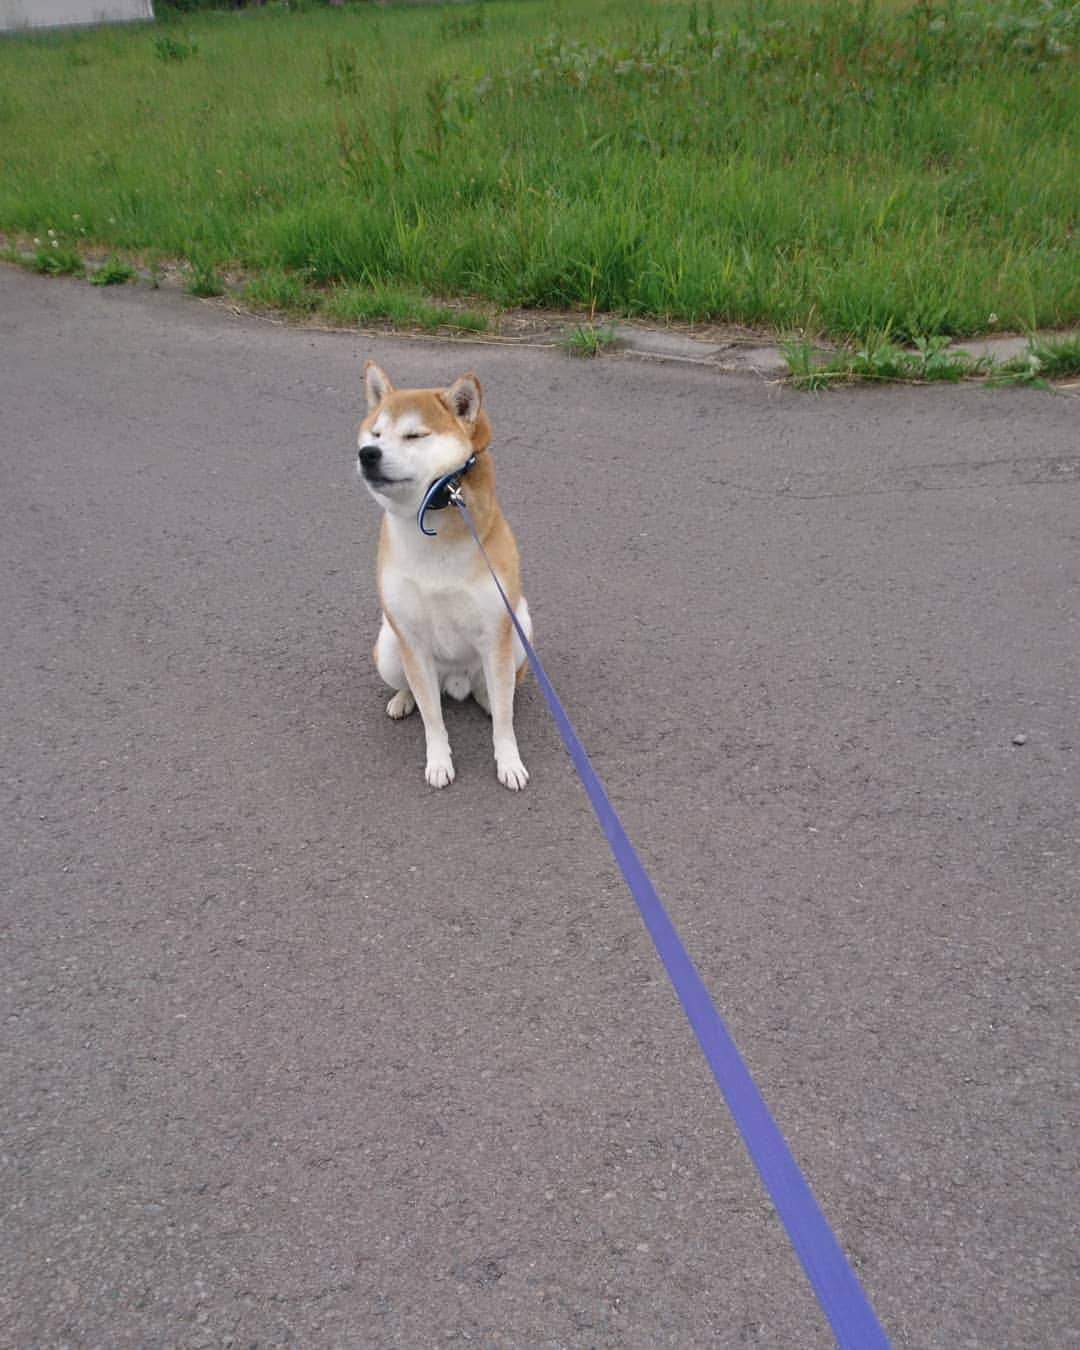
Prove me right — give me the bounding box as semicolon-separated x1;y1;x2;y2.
357;361;531;790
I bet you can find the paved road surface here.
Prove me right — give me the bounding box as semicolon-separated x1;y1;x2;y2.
2;265;1077;1348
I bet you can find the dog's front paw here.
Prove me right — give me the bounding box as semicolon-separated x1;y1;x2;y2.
496;756;529;791
425;754;455;789
387;689;416;720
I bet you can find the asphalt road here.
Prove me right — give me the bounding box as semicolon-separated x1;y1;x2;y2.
2;264;1077;1349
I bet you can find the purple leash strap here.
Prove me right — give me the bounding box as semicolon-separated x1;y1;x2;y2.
453;495;891;1348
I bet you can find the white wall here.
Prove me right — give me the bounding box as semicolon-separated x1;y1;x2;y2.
1;0;154;30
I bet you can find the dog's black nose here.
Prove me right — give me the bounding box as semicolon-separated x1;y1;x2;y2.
359;444;382;472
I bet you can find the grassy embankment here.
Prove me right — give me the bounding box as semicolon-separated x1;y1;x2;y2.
1;0;1077;363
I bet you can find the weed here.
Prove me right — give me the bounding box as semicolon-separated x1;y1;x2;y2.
387;87;404;176
563;321;619;358
185;257;225;297
428;306;488;334
325;42;360;97
992;334;1080;386
426;76;449;161
335;105;384;186
845;330;986;383
153;34;197;62
1019;334;1080;380
325;282;487;333
829;328;943;383
30;245;84;276
781;328;1080;389
441;4;486;40
243;267;320;315
28;228;83;276
780;335;836;391
90;254;134;285
446;309;488;334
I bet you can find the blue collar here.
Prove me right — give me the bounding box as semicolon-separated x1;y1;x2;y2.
416;456;477;536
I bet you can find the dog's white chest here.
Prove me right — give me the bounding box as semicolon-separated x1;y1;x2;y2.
380;530;498;666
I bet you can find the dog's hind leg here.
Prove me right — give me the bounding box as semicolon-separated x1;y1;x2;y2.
512;597;532;684
374;617;416;720
469;670;491;714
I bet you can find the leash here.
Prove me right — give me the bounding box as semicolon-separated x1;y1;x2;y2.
448;487;892;1349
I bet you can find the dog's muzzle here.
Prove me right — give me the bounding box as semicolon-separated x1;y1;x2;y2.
358;444;382;477
358;444;401;490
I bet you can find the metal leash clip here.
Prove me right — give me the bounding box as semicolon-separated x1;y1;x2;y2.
416;456;477;537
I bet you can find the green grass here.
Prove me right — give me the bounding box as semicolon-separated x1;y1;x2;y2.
782;330;1080;388
782;329;992;388
89;254;135;285
24;224;86;276
993;333;1080;385
242;266;322;314
562;316;620;357
322;280;490;331
0;0;1077;340
184;256;226;296
1017;333;1080;379
28;243;85;277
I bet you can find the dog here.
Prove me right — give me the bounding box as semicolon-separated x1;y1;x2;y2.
357;360;531;790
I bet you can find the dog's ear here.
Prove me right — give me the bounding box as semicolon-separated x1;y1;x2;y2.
364;360;393;410
441;373;482;428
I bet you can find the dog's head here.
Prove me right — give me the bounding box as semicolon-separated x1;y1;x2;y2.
357;361;491;517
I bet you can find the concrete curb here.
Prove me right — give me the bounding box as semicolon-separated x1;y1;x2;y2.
611;324;789;374
611;323;1074;376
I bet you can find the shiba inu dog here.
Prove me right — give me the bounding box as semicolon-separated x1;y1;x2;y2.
357;360;531;790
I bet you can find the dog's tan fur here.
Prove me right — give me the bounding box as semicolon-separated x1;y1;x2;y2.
358;361;531;789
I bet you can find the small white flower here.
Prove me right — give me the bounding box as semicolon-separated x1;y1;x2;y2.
47;228;57;238
33;237;41;245
52;240;60;248
72;213;81;221
988;312;999;325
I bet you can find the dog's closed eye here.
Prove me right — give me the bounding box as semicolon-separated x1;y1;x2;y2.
404;430;429;441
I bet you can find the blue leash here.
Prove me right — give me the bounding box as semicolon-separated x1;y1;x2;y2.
451;492;891;1349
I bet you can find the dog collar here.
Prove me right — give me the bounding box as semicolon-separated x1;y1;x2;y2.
416;456;477;537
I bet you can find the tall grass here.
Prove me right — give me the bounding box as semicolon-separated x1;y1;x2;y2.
1;0;1076;338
